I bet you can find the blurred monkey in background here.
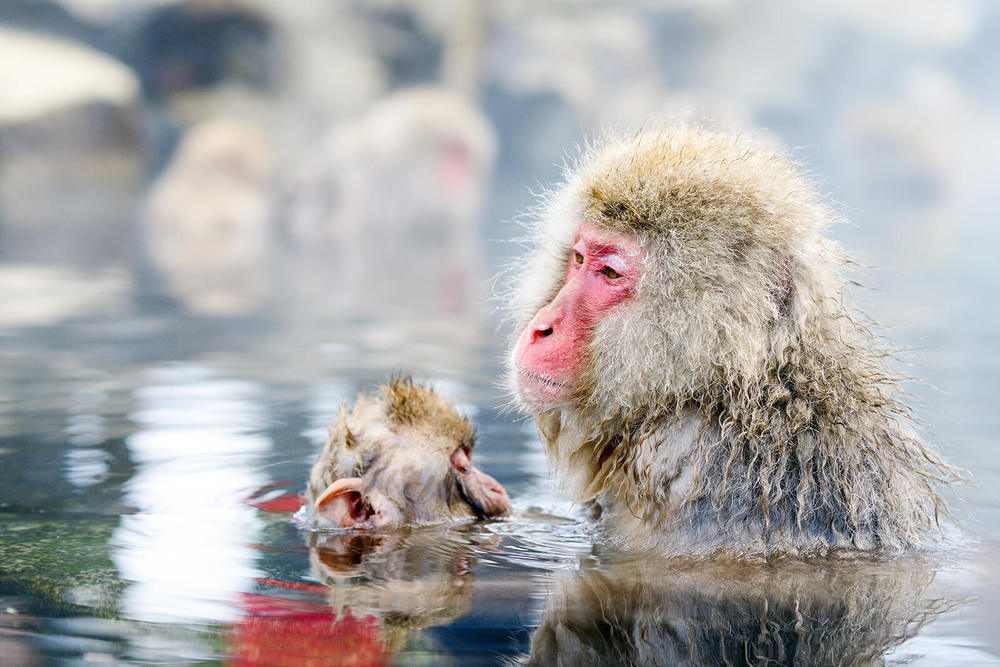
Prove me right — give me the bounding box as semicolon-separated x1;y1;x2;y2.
282;87;496;315
143;118;275;316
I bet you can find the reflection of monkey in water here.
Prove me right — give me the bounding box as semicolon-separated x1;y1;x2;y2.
509;125;962;557
310;527;480;627
230;526;492;664
525;557;958;666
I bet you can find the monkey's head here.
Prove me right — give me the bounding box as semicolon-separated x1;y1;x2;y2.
309;379;510;529
511;126;843;416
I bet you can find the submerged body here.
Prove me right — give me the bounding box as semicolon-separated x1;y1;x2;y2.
509;125;960;557
308;378;509;529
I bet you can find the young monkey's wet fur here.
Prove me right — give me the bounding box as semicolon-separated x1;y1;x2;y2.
308;378;510;529
507;124;964;558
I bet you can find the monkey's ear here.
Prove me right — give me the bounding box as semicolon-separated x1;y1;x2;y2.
315;477;371;528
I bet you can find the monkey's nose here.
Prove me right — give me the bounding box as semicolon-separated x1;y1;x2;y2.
530;321;557;343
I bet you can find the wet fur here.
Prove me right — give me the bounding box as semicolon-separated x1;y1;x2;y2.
507;125;962;557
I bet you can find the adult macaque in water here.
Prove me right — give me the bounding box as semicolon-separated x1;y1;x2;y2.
285;86;496;251
509;125;961;557
308;378;510;529
281;87;496;315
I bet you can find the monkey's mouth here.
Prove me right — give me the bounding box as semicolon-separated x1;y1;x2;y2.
516;367;570;390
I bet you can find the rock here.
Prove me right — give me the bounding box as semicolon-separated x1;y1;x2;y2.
0;27;144;267
0;263;128;328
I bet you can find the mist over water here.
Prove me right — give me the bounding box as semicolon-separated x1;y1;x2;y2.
1;1;998;663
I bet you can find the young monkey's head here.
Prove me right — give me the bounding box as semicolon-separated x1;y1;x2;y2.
308;379;510;529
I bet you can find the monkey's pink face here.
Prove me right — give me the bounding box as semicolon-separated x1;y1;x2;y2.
513;221;644;409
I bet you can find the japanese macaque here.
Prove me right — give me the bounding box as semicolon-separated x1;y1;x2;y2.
285;86;496;248
308;378;510;529
280;86;496;315
142;118;274;315
508;125;961;557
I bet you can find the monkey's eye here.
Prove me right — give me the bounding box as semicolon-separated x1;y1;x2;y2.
451;447;472;475
574;251;584;265
601;267;621;280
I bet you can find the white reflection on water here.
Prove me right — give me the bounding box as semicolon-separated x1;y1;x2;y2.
111;364;270;623
64;379;111;487
64;447;111;487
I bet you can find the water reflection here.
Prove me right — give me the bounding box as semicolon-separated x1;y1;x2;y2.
311;528;482;633
525;555;966;666
228;524;497;664
112;364;270;623
64;372;113;488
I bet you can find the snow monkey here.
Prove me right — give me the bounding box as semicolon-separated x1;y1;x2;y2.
143;118;274;315
509;125;961;557
308;378;510;529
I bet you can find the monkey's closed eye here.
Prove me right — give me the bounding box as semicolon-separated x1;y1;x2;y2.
601;267;621;279
452;447;472;474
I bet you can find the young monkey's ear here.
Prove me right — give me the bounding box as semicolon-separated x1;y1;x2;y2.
315;477;370;528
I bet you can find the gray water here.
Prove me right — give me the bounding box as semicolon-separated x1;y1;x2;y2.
2;1;1000;664
2;289;998;664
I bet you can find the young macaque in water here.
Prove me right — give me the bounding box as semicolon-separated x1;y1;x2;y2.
508;125;961;558
308;378;510;529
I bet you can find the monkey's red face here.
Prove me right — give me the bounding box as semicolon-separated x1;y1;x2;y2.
513;221;644;409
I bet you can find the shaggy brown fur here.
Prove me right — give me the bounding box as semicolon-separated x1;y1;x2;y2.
384;378;475;445
508;125;961;557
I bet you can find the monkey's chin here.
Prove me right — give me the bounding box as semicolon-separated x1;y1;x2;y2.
514;367;574;411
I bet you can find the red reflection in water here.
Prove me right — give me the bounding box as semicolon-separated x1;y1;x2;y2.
249;493;307;513
231;593;386;666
